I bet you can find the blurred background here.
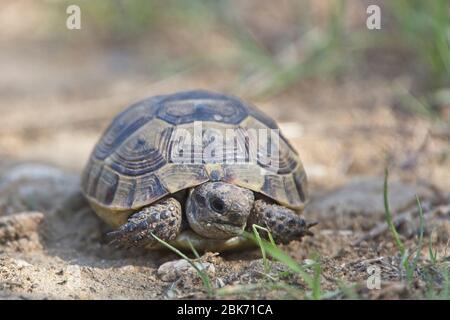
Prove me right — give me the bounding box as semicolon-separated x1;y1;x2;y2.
1;0;449;194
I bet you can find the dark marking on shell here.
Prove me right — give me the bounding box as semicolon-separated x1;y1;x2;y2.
293;170;307;202
88;163;103;198
132;174;168;207
103;172;119;205
156;90;248;125
126;180;136;207
109;147;167;176
93;99;161;160
82;90;307;211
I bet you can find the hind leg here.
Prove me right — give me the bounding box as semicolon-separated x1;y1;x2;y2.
247;199;317;244
107;197;182;248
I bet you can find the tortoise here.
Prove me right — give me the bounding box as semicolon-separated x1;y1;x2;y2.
81;90;315;251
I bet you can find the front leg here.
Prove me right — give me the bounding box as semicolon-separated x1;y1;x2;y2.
107;197;182;248
247;199;317;244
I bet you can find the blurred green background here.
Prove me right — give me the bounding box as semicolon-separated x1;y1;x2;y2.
50;0;449;120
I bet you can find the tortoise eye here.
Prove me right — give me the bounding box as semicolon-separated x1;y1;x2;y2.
209;197;226;213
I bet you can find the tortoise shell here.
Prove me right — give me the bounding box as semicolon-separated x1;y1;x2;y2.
81;90;307;226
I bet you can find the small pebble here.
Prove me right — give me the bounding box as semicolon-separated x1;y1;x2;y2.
12;259;33;269
157;259;215;282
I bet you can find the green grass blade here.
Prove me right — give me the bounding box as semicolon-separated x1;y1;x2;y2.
311;257;322;300
442;266;449;299
243;231;314;289
428;231;438;264
187;238;201;260
151;233;213;296
252;225;270;273
384;168;406;255
411;196;425;272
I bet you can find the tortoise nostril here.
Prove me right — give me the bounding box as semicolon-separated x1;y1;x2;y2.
229;212;243;223
209;197;226;213
195;193;206;207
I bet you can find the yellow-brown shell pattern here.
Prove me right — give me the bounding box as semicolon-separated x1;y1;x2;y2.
81;90;307;215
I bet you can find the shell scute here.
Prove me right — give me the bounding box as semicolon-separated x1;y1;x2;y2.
82;90;307;213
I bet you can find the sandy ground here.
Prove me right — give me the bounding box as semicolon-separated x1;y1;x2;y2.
0;159;448;299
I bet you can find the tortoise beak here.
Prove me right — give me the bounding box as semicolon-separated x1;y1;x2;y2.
208;221;245;238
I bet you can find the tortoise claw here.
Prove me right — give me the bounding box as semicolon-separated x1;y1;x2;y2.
106;212;149;247
106;198;182;249
106;228;145;248
304;221;318;236
307;221;319;229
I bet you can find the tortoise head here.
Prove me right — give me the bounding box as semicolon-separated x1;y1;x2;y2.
186;182;255;239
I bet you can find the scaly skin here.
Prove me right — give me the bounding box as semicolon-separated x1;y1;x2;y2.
186;182;254;239
107;183;316;249
247;199;316;244
107;197;182;248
